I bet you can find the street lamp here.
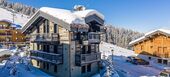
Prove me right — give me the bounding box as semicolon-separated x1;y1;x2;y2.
111;49;114;65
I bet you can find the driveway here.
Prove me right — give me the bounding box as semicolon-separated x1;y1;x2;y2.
112;56;162;77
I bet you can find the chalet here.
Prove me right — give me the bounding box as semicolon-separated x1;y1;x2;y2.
22;6;106;77
129;29;170;66
0;20;25;48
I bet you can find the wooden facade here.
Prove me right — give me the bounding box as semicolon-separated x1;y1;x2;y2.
0;20;25;47
133;33;170;58
129;29;170;65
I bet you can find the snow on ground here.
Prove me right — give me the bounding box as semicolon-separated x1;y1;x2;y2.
112;56;162;77
0;49;12;56
100;41;136;59
0;7;28;27
0;63;52;77
0;48;52;77
98;42;163;77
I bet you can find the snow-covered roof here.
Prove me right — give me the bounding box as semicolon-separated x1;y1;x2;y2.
129;29;170;46
22;7;104;33
40;7;86;24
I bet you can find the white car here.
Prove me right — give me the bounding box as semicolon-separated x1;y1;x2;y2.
158;70;170;77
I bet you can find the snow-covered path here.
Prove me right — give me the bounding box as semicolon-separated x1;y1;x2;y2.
113;56;162;77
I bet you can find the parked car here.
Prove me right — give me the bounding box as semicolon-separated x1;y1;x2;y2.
126;56;135;62
158;70;170;77
131;57;149;65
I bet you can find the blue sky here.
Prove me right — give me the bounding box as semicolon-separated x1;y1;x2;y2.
10;0;170;32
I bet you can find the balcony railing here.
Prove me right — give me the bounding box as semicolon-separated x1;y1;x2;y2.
30;33;59;43
75;52;101;66
30;50;63;64
88;32;101;44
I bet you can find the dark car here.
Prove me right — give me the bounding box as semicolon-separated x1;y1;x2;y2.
126;56;135;62
132;58;149;65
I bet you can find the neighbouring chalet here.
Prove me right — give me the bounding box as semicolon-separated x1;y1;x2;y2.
129;29;170;66
22;6;106;77
0;19;25;48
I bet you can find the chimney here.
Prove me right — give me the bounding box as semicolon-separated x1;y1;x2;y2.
73;5;86;11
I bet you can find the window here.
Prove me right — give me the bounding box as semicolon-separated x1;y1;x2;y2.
46;45;50;52
87;64;91;72
46;20;49;33
37;26;40;33
37;61;40;66
141;45;143;50
43;62;46;69
158;59;162;63
150;46;153;49
163;47;167;53
46;63;49;70
37;44;40;50
158;47;162;52
163;60;168;65
81;66;86;73
43;22;46;33
54;65;57;72
54;45;58;54
54;24;58;33
43;45;46;51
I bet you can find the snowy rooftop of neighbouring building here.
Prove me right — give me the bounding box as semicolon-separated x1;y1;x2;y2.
39;7;104;24
129;29;170;45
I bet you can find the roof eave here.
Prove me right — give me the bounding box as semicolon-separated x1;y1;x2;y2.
22;10;71;34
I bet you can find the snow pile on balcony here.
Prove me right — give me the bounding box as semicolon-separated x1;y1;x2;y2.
129;29;170;45
100;41;135;59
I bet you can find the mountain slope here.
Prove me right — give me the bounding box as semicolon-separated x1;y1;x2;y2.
0;7;28;26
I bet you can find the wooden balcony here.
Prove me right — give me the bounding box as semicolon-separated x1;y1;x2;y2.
30;50;63;65
75;52;101;66
30;33;59;43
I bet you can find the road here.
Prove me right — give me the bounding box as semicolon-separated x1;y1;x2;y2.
112;56;162;77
